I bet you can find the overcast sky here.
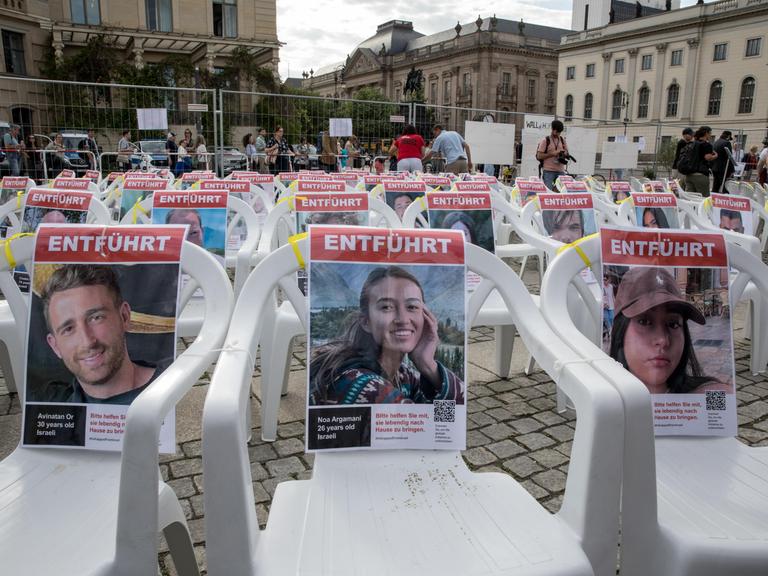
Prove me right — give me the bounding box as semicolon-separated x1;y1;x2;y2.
276;0;701;81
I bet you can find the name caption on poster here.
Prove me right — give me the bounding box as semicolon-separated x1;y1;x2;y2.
35;411;76;436
316;414;362;439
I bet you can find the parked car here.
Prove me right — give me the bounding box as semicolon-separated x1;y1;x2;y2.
134;140;170;168
213;146;248;175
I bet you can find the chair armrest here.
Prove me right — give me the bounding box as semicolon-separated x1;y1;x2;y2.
114;242;233;573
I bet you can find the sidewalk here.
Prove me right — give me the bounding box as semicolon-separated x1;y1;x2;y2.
1;310;766;575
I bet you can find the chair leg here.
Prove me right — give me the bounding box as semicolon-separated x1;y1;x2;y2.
494;324;516;378
524;352;536;375
261;322;295;441
518;256;528;279
158;483;200;576
280;336;294;396
0;338;20;395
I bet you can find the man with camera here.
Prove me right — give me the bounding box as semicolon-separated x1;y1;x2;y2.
536;120;571;191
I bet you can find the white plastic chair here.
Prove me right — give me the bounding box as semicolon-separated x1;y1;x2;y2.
202;236;625;576
0;234;233;576
255;196;402;440
540;234;768;576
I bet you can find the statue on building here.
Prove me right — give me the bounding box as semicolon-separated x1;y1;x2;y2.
403;66;424;98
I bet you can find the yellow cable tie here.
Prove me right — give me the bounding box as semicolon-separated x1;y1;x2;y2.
288;232;307;269
419;195;427;211
556;232;598;268
277;195;295;210
3;232;34;270
703;197;712;210
131;198;149;224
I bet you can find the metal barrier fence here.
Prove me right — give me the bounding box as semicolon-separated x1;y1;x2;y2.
2;75;766;181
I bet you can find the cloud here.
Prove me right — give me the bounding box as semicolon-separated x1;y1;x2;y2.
277;2;571;80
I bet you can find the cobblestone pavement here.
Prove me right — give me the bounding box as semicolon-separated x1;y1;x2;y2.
1;309;767;575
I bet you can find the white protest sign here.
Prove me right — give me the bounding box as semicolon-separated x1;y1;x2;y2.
464;120;516;165
521;114;554;178
601;141;638;169
136;108;168;130
329;118;353;137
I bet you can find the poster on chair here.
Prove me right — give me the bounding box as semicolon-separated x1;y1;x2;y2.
426;191;495;292
600;227;736;436
22;225;186;451
306;226;467;451
709;194;753;236
119;178;169;220
633;193;679;229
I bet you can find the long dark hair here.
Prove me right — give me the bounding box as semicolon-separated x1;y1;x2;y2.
608;311;713;393
309;266;424;403
642;207;670;228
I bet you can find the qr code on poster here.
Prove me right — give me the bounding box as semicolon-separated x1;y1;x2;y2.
706;391;726;411
434;400;456;423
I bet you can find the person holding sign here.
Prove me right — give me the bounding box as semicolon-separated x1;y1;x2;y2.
608;267;728;395
38;265;160;404
309;266;463;405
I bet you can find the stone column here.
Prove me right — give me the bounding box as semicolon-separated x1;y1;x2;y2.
626;48;639;120
681;37;700;121
600;51;612;120
651;43;667;121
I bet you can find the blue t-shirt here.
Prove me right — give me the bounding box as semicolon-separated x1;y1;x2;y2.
431;130;467;164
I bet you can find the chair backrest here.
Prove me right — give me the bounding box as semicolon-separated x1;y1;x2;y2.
0;189;112;236
202;234;624;576
539;233;768;572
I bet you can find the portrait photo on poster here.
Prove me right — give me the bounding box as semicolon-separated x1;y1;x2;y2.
26;262;180;405
427;208;495;253
308;261;466;407
601;264;734;396
636;206;679;229
152;207;226;264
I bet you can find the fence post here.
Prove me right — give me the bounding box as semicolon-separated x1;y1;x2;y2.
408;102;415;126
652;122;662;177
214;89;223;178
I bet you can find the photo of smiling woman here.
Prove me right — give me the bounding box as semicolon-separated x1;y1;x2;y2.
606;266;731;394
309;265;464;405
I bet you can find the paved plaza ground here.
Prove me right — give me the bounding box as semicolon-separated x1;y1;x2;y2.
1;275;767;575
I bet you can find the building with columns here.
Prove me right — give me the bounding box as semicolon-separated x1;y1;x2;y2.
557;0;768;150
303;17;569;129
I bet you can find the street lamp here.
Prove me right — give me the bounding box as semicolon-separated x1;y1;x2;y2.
333;64;346;99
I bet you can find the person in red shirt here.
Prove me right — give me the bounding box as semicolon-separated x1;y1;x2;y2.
389;124;425;173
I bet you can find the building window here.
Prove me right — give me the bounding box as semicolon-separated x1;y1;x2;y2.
666;84;679;117
213;0;237;38
611;89;623;120
146;0;173;32
443;79;451;103
745;38;761;57
71;0;101;25
637;86;650;118
738;77;755;114
566;66;575;80
585;63;595;78
461;72;471;96
564;94;573;120
527;78;536;100
670;49;683;66
430;82;437;103
707;80;722;115
546;80;555;100
501;72;511;96
641;54;652;70
614;58;624;74
584;92;593;119
1;30;26;75
713;43;727;61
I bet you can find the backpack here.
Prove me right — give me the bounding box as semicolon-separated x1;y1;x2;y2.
676;141;699;175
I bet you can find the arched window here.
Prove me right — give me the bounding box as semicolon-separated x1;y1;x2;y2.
665;84;679;117
565;94;574;120
637;86;650;118
707;80;722;115
584;92;593;119
738;77;755;114
611;89;623;120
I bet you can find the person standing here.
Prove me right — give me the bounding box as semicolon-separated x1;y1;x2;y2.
194;135;208;171
265;126;293;174
165;132;178;173
117;130;133;171
672;127;694;185
3;124;21;176
743;145;758;181
22;133;40;181
254;128;267;173
78;128;99;170
425;124;472;175
345;135;362;170
757;141;768;186
535;120;568;191
684;126;718;196
712;130;734;193
389;125;425;173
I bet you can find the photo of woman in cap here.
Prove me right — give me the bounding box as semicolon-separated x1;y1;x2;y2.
607;267;731;394
309;266;464;405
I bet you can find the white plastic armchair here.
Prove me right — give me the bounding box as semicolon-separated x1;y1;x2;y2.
254;196;403;441
202;237;624;576
0;235;234;576
540;234;768;576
